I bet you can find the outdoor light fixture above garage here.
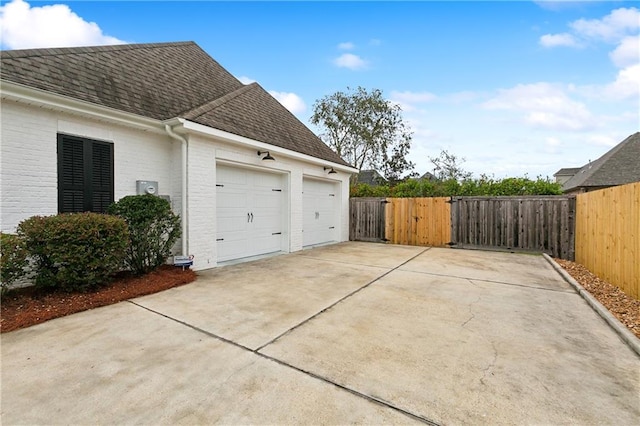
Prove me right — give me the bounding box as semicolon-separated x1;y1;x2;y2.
258;150;275;161
324;167;337;174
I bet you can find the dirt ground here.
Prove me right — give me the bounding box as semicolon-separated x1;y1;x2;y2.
555;258;640;339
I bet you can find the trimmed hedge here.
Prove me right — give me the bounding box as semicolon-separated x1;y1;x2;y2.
17;213;129;292
0;233;29;294
108;195;181;275
351;176;563;198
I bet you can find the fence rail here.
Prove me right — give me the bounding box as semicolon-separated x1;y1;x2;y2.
575;182;639;299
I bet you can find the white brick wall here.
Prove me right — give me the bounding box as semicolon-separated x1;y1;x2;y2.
1;99;351;272
1;100;176;232
185;134;217;269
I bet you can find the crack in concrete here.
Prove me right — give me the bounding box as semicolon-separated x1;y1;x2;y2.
479;341;498;387
461;286;480;328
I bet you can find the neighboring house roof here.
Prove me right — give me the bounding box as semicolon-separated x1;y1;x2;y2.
553;167;581;177
417;171;438;181
0;41;348;166
357;170;387;185
562;132;640;192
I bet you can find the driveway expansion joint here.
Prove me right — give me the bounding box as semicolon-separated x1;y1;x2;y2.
127;299;441;425
400;268;576;294
255;247;432;352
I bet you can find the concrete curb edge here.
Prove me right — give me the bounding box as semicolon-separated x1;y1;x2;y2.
543;253;640;358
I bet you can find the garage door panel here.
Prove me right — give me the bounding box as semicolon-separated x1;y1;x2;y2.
303;178;339;247
217;165;286;262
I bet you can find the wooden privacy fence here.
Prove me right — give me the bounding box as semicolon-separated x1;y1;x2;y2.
349;198;386;242
575;182;639;299
450;196;576;259
350;195;576;258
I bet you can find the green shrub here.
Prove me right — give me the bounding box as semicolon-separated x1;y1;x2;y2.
17;213;129;292
107;195;181;275
350;176;563;198
0;233;29;294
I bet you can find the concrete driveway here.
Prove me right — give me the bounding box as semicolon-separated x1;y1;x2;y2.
2;242;639;425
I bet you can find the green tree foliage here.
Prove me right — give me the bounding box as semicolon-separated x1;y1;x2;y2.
108;195;181;275
350;176;562;198
310;86;415;182
0;233;29;294
17;213;129;292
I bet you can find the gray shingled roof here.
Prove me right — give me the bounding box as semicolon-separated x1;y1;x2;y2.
553;167;581;177
357;170;387;185
0;41;348;166
562;132;640;192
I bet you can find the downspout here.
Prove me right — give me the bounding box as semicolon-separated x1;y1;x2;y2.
164;124;188;256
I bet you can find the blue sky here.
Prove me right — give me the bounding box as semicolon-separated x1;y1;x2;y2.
1;0;638;178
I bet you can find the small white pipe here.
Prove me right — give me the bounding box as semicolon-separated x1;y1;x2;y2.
164;124;188;256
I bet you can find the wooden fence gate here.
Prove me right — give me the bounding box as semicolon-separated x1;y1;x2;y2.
449;196;576;259
349;198;387;242
385;197;451;246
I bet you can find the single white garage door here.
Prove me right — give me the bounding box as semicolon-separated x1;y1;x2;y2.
303;178;338;247
216;165;286;262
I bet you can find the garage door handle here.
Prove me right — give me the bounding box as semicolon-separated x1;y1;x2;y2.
247;213;250;223
250;213;254;222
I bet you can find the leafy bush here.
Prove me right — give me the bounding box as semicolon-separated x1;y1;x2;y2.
108;195;181;275
17;213;129;292
0;233;29;294
351;176;562;198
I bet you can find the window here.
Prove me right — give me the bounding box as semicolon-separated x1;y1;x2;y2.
57;134;114;213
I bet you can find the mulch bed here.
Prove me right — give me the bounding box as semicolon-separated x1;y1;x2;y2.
555;258;640;339
1;266;196;333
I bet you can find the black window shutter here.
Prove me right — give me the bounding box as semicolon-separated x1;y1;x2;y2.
89;141;114;213
58;135;86;213
58;135;114;213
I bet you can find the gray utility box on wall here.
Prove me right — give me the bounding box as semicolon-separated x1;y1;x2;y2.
136;180;158;195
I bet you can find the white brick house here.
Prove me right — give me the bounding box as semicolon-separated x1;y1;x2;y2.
0;42;356;270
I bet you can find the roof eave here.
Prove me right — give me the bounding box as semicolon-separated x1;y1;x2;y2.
173;118;358;173
0;80;165;134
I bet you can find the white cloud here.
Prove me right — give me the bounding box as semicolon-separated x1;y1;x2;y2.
570;7;640;42
237;76;256;85
337;41;354;50
539;33;581;48
390;91;437;104
390;90;437;111
333;53;368;70
483;83;595;131
369;38;382;46
268;91;306;114
602;63;640;100
0;0;124;49
609;35;640;68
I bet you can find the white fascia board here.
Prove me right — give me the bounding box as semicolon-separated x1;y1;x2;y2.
0;80;165;134
172;118;358;174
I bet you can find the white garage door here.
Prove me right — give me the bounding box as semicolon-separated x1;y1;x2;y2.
216;165;285;262
303;178;338;247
